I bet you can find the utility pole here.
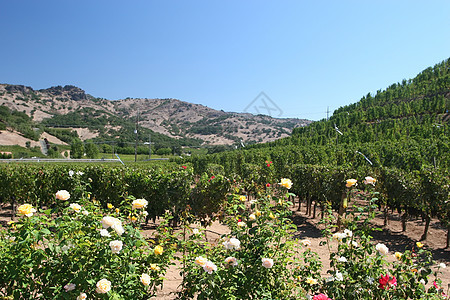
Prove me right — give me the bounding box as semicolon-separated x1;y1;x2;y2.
327;106;330;120
134;109;139;162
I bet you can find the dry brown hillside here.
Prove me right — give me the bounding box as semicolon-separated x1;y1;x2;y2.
0;84;311;146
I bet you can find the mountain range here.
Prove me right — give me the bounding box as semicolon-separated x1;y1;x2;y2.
0;84;311;154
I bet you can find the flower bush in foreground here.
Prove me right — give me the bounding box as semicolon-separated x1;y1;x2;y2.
178;179;321;299
0;183;176;299
318;177;447;300
178;175;447;299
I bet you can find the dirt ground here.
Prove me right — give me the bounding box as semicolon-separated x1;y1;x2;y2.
1;201;448;299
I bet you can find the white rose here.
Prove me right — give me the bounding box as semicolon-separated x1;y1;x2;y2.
229;238;240;250
364;176;377;185
375;243;389;255
109;240;123;254
100;229;111;237
338;256;347;263
223;238;240;250
101;216;118;228
343;229;353;238
261;257;274;268
301;239;312;247
111;223;125;236
333;232;347;240
224;256;238;266
64;283;76;291
77;293;87;300
237;221;246;228
95;278;111;294
140;273;151;286
56;190;71;201
203;260;217;274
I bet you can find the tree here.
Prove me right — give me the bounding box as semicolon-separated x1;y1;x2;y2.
71;138;84;159
85;142;99;159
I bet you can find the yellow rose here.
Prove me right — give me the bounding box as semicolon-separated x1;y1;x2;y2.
150;264;160;271
132;199;148;210
107;203;114;209
69;203;81;212
115;208;120;213
279;178;293;189
239;195;247;202
195;256;208;266
18;204;37;217
255;210;262;217
416;242;424;248
345;179;357;188
394;252;402;260
154;245;163;255
306;277;318;285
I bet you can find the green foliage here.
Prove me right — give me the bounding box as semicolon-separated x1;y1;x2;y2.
0;164;231;223
45;128;79;144
0;105;40;140
0;145;43;158
0;183;176;299
178;185;312;299
85;142;99;159
71;138;84;159
155;147;172;156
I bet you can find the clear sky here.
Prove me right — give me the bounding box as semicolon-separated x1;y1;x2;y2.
1;1;449;120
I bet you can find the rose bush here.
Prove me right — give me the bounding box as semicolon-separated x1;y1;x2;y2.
0;184;176;299
177;180;321;299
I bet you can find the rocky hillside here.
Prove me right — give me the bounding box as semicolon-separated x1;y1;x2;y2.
0;84;310;146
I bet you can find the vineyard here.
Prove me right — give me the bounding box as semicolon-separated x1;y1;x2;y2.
0;165;448;299
181;58;450;246
0;59;449;299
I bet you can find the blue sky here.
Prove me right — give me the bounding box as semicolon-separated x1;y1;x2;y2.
1;1;449;120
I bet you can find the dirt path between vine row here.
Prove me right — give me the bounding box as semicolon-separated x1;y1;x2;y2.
0;202;448;299
149;202;450;299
